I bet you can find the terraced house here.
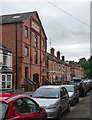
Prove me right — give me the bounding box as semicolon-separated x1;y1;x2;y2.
69;61;86;80
0;11;47;91
47;48;71;84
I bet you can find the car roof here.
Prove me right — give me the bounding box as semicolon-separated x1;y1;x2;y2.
39;85;64;89
0;93;29;103
62;85;75;87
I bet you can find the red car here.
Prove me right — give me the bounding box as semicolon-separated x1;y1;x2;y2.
0;93;47;120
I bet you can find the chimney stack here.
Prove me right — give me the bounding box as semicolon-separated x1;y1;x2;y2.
57;51;60;59
50;48;55;57
62;56;65;61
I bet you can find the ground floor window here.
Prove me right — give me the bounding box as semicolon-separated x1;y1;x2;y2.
0;74;12;89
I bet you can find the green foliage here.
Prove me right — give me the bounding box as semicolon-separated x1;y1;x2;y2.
77;56;92;79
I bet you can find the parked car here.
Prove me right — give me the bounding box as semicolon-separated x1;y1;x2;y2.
84;80;90;92
62;85;79;106
69;81;86;97
32;85;71;119
0;93;47;120
86;80;92;90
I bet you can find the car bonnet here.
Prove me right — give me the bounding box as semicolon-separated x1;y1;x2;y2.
33;98;58;107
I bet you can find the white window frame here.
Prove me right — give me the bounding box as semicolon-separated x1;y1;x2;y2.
1;74;12;89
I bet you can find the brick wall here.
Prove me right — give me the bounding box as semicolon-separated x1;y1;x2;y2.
1;12;47;91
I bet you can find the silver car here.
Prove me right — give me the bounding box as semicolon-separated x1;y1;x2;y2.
62;85;79;106
32;85;71;119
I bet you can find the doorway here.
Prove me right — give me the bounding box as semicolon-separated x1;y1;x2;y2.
33;73;39;87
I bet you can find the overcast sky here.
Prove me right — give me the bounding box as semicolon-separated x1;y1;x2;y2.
0;0;91;62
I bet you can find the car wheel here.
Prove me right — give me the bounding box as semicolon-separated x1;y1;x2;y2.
42;115;47;120
67;103;71;112
77;97;79;102
72;99;76;106
56;108;61;120
83;92;86;97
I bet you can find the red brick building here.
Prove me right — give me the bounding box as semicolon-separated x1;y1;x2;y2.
47;48;71;84
69;61;86;80
0;11;47;91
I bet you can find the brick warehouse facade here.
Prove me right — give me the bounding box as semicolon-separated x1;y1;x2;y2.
0;11;48;91
0;11;86;91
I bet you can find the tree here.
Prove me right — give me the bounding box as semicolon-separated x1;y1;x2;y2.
78;57;92;79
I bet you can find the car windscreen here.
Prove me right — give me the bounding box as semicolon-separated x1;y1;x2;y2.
69;82;80;86
32;88;59;98
0;102;9;120
64;86;74;92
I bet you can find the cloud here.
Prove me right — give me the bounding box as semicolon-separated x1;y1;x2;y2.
0;1;90;62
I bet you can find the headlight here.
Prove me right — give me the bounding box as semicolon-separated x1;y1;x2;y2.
46;104;57;109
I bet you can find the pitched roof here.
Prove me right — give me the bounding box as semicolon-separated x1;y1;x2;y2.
0;11;36;24
0;43;13;53
0;66;13;73
47;53;70;66
0;11;47;39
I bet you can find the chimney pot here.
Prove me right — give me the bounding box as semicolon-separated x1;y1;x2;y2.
50;48;55;57
57;51;60;59
62;56;65;61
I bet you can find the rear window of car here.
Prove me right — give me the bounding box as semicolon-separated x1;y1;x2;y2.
64;86;74;92
69;82;80;86
0;102;9;119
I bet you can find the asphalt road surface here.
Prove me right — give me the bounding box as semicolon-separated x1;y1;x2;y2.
61;90;92;120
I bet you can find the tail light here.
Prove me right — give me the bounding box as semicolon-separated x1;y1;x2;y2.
81;85;84;89
88;82;90;85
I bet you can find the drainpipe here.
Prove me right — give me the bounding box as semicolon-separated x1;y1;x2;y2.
40;26;41;87
15;23;17;89
30;18;32;80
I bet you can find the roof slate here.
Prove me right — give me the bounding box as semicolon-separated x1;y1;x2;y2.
0;11;36;24
47;53;69;66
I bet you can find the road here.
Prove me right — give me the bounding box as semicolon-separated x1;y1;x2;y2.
61;90;92;120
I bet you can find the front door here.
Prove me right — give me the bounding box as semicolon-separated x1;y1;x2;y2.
33;74;39;87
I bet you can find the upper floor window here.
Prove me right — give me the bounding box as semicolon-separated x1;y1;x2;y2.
3;55;7;65
25;47;28;57
42;40;44;47
42;54;45;62
50;63;52;71
34;35;37;48
34;51;38;64
57;65;59;71
53;64;55;71
25;28;28;38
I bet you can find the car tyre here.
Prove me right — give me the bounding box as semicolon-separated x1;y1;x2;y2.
72;99;76;106
77;97;79;102
43;115;47;120
67;103;71;112
56;108;61;120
